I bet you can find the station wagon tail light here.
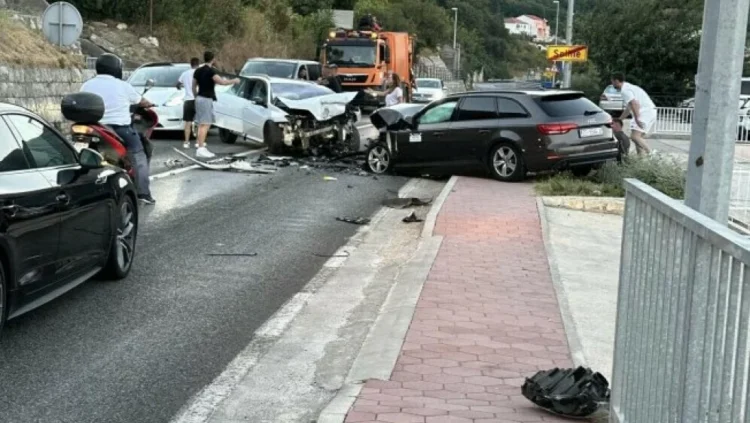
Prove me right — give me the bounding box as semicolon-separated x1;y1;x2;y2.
537;123;578;135
71;125;93;134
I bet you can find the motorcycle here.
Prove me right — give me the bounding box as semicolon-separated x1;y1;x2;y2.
61;79;158;182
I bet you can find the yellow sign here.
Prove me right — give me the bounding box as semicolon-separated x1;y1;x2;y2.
547;45;588;62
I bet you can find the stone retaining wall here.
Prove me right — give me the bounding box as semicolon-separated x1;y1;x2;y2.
0;66;132;131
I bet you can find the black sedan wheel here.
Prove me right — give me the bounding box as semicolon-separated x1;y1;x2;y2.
489;144;525;182
101;196;137;280
366;144;392;174
219;128;238;144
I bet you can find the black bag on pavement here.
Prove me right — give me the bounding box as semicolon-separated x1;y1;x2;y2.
521;367;610;418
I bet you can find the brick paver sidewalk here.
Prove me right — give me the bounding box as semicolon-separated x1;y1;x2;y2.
345;177;572;423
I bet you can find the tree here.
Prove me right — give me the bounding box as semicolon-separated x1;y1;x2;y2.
576;0;703;104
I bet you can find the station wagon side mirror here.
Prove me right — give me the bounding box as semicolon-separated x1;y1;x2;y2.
251;97;267;107
79;148;104;169
146;78;155;89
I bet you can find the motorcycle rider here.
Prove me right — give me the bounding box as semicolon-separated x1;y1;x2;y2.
81;53;157;205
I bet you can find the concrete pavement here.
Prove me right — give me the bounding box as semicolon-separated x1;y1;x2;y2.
540;205;621;382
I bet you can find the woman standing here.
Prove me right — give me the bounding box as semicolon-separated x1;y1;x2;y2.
385;73;404;107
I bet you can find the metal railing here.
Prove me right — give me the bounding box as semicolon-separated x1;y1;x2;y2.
415;64;460;82
611;179;750;423
654;107;750;144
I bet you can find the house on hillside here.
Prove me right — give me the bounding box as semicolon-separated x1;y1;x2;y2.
516;15;551;41
504;18;533;37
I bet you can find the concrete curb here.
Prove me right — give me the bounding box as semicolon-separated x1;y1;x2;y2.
542;196;625;216
317;177;455;423
316;236;444;423
536;198;587;368
421;175;458;238
651;133;690;141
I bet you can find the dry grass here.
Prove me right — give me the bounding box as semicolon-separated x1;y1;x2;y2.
157;8;312;74
0;10;84;68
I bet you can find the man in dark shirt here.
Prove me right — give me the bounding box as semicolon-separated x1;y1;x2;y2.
192;51;239;159
318;64;343;93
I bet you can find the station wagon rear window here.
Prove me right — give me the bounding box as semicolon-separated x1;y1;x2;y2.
536;94;601;117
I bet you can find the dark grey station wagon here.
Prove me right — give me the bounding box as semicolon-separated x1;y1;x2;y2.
367;90;619;181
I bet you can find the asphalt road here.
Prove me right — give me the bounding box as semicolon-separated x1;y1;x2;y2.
0;134;407;423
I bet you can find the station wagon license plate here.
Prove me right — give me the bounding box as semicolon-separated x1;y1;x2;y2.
579;127;604;138
73;142;88;152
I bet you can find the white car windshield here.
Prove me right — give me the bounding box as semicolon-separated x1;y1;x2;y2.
417;80;441;89
272;82;334;100
129;66;188;87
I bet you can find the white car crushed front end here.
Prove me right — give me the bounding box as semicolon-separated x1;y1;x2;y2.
273;91;359;149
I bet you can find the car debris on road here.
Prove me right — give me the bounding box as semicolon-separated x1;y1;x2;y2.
402;211;423;223
382;197;433;209
335;217;371;225
172;148;277;174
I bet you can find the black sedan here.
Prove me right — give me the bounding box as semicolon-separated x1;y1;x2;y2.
0;103;139;336
366;90;619;181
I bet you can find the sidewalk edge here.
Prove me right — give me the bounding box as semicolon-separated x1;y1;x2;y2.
536;198;587;367
421;175;458;238
317;235;444;423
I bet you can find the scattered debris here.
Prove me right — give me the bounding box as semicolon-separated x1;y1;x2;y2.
172;148;276;174
323;176;338;181
382;197;433;209
521;367;610;418
312;251;351;258
336;217;371;225
164;158;188;169
206;253;258;257
300;165;310;170
402;212;424;223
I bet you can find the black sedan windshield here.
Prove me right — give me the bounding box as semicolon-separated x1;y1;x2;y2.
128;65;188;87
241;61;297;78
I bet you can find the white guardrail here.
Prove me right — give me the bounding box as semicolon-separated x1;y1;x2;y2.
612;179;750;423
654;107;750;142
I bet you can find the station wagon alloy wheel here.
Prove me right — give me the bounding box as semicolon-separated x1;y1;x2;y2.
493;146;518;178
117;201;136;272
367;145;391;174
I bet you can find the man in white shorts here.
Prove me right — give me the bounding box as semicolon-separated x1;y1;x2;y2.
612;72;657;155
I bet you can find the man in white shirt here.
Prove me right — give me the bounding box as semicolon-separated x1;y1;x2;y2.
81;53;157;204
612;72;657;155
177;57;200;149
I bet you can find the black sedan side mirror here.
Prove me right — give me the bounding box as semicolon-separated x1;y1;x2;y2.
79;148;104;169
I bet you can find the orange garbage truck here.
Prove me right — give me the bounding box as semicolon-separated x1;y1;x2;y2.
321;28;415;109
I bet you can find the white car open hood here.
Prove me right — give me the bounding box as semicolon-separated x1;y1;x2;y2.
275;92;357;121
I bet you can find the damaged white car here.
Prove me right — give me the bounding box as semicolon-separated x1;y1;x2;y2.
214;75;362;154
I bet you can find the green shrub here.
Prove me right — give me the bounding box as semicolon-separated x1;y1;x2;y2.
534;155;686;199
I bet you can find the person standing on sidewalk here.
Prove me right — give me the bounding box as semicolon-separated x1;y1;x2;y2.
612;72;657;155
192;51;240;159
81;53;157;205
178;57;200;149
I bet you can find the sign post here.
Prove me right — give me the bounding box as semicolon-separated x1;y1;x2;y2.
546;45;588;62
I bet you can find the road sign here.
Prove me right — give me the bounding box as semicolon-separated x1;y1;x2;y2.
42;2;83;47
547;45;588;62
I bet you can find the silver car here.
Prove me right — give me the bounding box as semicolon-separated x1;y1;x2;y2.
598;84;624;115
128;62;191;132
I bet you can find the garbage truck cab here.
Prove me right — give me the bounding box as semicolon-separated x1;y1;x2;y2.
321;28;415;109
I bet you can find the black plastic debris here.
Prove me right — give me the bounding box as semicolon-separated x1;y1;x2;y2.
336;217;371;225
521;367;610;418
402;212;424;223
382;197;433;209
206;253;258;257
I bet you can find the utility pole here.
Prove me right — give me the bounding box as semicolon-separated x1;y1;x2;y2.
452;7;458;78
684;0;750;222
552;0;560;86
149;0;153;36
562;0;574;88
